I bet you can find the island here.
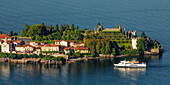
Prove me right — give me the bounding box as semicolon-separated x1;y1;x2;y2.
0;22;163;64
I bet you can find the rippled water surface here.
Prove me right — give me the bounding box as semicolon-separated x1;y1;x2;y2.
0;0;170;85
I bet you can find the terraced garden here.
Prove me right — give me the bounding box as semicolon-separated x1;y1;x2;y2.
99;31;132;47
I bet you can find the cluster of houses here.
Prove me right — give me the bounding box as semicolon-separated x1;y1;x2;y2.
0;34;90;55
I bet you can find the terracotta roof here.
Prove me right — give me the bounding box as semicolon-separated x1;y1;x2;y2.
55;40;61;42
0;40;4;42
75;46;88;50
14;41;21;44
30;41;36;43
43;44;59;47
0;34;11;38
15;45;26;47
74;41;84;45
64;47;74;50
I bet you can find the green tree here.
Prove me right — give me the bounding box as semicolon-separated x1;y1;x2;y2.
23;54;29;58
39;54;44;58
101;41;105;54
136;38;148;51
71;24;74;31
35;34;42;41
105;42;111;54
76;26;79;30
60;25;63;33
9;31;13;36
21;29;27;37
41;22;45;26
0;31;2;34
83;28;88;32
54;24;59;31
141;32;147;38
96;42;102;54
17;54;23;59
14;32;18;36
24;24;29;29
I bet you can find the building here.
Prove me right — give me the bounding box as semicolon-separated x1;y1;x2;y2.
0;38;14;53
13;40;24;46
68;40;74;47
55;40;68;47
64;47;74;54
132;37;138;49
0;34;12;41
30;41;38;46
73;41;85;47
41;44;59;51
15;45;34;53
129;31;136;36
74;46;89;53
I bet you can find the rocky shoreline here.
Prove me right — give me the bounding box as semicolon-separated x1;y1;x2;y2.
0;52;160;65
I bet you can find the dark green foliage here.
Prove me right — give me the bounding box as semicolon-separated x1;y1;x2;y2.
141;32;147;38
71;24;74;31
24;24;29;29
9;31;13;36
39;54;44;58
76;26;79;30
14;32;18;36
60;25;63;33
23;54;29;58
0;31;2;34
35;34;42;41
54;24;59;32
83;28;88;32
8;53;17;59
96;42;102;54
44;55;52;60
17;54;23;59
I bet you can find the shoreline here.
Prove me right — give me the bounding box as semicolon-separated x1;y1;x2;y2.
0;53;160;65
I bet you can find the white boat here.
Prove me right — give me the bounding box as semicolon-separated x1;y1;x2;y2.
114;60;146;68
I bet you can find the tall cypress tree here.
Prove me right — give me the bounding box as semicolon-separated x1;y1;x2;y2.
71;24;74;31
54;24;59;31
60;25;63;33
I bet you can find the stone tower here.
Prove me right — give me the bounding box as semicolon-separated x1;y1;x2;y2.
132;37;138;49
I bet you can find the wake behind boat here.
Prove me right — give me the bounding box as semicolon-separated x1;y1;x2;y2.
114;60;146;68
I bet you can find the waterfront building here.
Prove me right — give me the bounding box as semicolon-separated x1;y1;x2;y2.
68;40;74;47
74;46;89;53
64;47;74;54
15;45;34;53
73;41;85;47
0;34;12;41
41;44;59;51
55;40;68;47
13;40;24;46
1;39;13;53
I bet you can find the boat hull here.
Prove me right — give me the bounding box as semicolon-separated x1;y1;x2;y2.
114;64;146;68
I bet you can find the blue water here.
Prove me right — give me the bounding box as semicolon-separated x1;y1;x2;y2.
0;0;170;85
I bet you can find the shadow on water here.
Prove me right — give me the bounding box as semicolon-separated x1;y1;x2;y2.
0;53;163;85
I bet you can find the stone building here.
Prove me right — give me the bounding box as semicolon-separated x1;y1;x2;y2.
132;37;138;49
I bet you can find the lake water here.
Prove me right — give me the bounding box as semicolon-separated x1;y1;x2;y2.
0;0;170;85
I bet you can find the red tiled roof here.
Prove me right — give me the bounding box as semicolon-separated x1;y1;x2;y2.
55;40;61;42
15;45;26;47
30;41;36;43
64;47;74;50
75;46;88;50
43;44;59;47
0;34;11;38
14;41;19;44
74;41;84;45
0;40;4;42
